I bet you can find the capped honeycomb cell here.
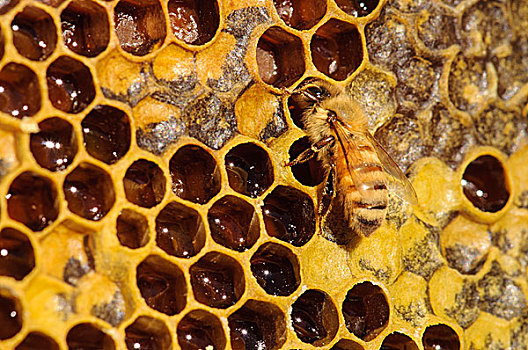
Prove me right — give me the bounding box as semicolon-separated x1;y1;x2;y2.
136;255;187;315
291;289;339;346
0;63;41;118
335;0;379;17
11;6;57;61
422;324;460;350
311;19;363;81
30;117;78;172
256;26;305;88
0;292;22;340
66;323;115;349
0;228;35;281
123;159;166;208
177;309;226;350
155;201;205;258
82;105;131;165
63;163;115;221
124;315;171;350
168;0;220;45
288;137;326;186
15;332;59;350
7;171;59;231
273;0;326;30
250;242;300;296
208;195;259;252
262;185;315;246
114;0;166;56
116;209;149;249
61;0;110;57
46;56;96;114
331;339;364;350
170;145;221;204
342;281;389;341
228;299;286;350
190;251;245;309
380;332;419;350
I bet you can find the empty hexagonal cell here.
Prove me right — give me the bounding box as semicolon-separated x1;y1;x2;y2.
311;19;363;81
15;332;59;350
46;56;95;114
342;281;389;341
461;155;509;212
82;105;131;165
208;195;259;252
225;142;274;198
170;145;221;204
288;137;326;186
228;300;286;350
156;201;205;258
114;0;167;56
250;242;300;296
262;186;315;246
190;252;245;309
136;255;187;315
7;172;59;231
381;333;419;350
0;63;41;118
124;315;171;350
30;117;78;172
256;26;305;88
66;323;115;349
63;163;115;221
168;0;220;45
177;309;226;350
123;159;166;208
335;0;379;17
116;209;149;249
291;289;339;346
0;292;22;340
273;0;326;30
0;228;35;281
422;324;460;350
331;339;364;350
61;0;110;57
11;6;57;61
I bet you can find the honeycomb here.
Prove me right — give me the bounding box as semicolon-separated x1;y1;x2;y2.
0;0;526;349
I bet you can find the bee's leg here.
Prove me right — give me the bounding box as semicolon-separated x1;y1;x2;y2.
319;165;336;220
285;136;335;167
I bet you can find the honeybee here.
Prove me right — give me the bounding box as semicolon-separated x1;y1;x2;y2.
286;79;417;240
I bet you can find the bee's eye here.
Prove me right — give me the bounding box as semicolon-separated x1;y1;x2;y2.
302;85;328;102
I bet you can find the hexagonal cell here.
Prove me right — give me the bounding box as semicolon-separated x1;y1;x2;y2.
168;0;220;45
82;105;131;165
331;339;364;350
7;172;59;231
66;323;115;349
0;292;22;340
114;0;167;56
170;145;221;204
15;332;59;350
273;0;326;30
116;209;149;249
0;228;35;281
250;242;300;296
461;155;510;213
208;195;259;252
136;255;187;315
30;117;78;172
380;333;419;350
311;19;362;81
123;159;166;208
342;281;389;341
177;309;226;350
288;137;326;186
422;324;460;350
335;0;379;17
262;185;316;246
417;5;457;51
291;289;339;346
256;26;305;88
46;56;95;114
63;163;115;221
189;251;245;309
0;63;41;118
228;299;286;350
225;142;274;198
11;6;57;61
124;315;171;350
61;0;110;57
155;201;205;258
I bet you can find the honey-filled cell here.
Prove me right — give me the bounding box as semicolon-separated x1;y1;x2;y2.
422;324;461;350
66;323;115;350
0;63;41;118
12;6;57;61
0;228;35;281
168;0;220;45
123;159;166;208
273;0;326;30
15;332;59;350
116;209;150;249
380;332;419;350
0;292;23;340
124;316;171;350
177;309;226;350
